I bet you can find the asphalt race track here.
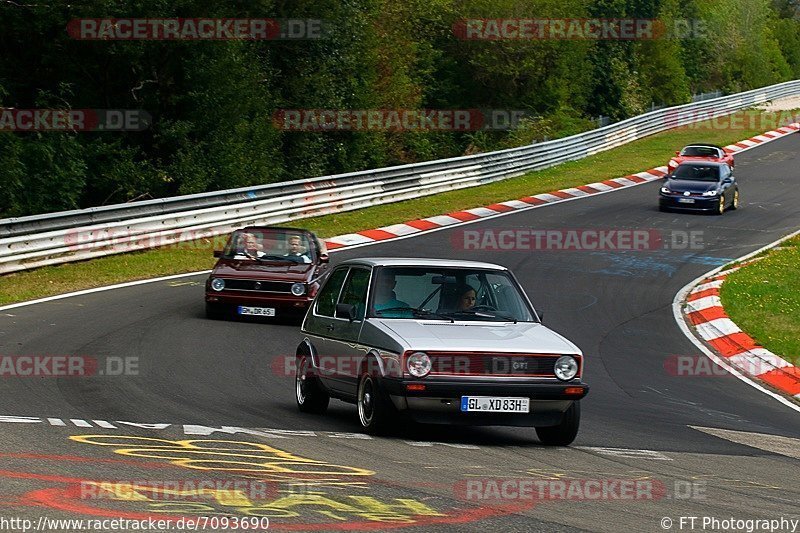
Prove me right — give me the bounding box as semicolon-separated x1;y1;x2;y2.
1;134;799;532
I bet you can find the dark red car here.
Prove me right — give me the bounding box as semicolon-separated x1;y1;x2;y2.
667;144;734;174
205;227;329;320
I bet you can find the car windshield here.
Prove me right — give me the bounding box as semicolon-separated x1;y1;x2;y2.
368;266;537;322
680;146;719;157
672;165;721;182
222;229;317;261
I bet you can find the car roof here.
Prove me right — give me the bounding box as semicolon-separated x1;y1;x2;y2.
337;257;508;270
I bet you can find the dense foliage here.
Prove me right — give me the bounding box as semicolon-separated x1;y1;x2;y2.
1;0;799;217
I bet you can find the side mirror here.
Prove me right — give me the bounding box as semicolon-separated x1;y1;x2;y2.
213;250;223;258
319;253;330;263
675;151;680;156
335;303;356;321
722;177;733;184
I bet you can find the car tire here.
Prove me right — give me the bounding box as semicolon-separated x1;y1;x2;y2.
296;355;329;414
205;302;225;320
659;205;669;213
730;189;739;210
536;401;580;446
357;372;394;435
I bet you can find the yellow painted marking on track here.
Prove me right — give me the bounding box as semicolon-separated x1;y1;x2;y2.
71;435;374;477
168;281;201;287
71;435;446;523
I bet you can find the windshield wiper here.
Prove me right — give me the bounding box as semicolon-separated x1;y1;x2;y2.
375;307;454;322
446;309;518;323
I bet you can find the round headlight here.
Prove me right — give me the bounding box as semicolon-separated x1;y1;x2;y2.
210;278;225;292
660;186;671;193
702;190;718;196
291;283;306;296
554;355;578;381
407;352;432;378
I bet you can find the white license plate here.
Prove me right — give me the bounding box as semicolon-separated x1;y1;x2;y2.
460;396;530;413
238;306;276;316
678;198;695;204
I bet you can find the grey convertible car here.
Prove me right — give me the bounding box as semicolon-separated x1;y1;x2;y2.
294;258;588;445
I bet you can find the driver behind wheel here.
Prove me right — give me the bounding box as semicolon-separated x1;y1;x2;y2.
440;283;476;312
283;235;312;263
373;272;411;317
455;284;477;311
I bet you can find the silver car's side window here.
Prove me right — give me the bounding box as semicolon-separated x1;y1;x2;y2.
315;267;349;317
337;268;371;320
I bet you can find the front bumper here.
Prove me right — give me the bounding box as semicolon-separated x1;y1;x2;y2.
382;377;588;427
205;292;311;314
659;194;720;211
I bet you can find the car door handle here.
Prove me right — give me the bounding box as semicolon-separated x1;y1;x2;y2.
326;324;335;331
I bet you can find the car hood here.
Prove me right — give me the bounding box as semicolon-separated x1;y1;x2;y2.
212;260;315;280
665;179;719;193
375;320;581;355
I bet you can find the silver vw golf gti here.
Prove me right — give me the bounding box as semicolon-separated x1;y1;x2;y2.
294;258;588;445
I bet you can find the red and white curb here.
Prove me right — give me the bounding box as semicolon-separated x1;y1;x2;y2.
324;170;669;249
674;227;800;411
683;262;800;399
323;123;800;251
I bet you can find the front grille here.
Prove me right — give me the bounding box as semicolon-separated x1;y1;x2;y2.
224;279;294;294
425;352;570;378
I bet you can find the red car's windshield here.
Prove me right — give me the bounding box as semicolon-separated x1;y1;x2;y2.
680;146;720;157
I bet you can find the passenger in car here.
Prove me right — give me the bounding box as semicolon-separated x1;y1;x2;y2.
233;233;266;259
284;235;312;263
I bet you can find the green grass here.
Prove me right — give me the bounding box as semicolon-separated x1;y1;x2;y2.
1;107;798;306
720;236;800;366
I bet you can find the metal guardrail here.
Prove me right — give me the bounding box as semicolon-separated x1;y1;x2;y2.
2;80;799;274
